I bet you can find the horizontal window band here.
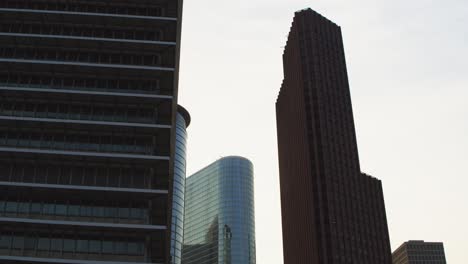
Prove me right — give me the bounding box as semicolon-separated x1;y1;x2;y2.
0;86;173;99
0;181;168;195
0;116;171;129
0;59;175;72
0;217;166;231
0;255;163;264
0;7;177;21
0;32;176;46
0;147;170;160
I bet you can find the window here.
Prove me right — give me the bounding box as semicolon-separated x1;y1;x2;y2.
92;206;105;218
18;202;29;214
24;237;36;250
63;239;75;252
51;238;62;251
12;236;24;249
130;208;144;219
43;204;55;215
80;206;92;217
76;240;88;252
38;238;50;251
89;240;101;253
68;205;80;216
119;208;130;219
5;201;17;213
102;241;113;254
0;236;11;249
116;241;127;255
128;242;144;255
55;204;67;216
31;203;41;214
104;207;118;218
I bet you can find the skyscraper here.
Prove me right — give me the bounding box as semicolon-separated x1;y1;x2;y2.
392;241;447;264
276;9;392;264
171;106;191;264
0;1;184;263
182;156;256;264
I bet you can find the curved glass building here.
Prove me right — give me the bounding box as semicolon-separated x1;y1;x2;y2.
182;156;256;264
171;105;190;264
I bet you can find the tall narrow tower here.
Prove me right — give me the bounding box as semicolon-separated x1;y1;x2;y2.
0;1;184;263
276;9;392;264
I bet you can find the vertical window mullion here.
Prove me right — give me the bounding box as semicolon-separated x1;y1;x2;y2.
118;167;122;188
57;166;62;185
105;167;110;188
8;163;13;182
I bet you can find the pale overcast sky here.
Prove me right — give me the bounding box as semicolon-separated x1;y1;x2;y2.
178;0;468;263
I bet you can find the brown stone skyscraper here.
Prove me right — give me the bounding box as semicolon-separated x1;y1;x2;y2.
276;9;392;264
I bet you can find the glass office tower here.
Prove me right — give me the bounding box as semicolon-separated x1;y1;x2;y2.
182;157;256;264
0;1;184;263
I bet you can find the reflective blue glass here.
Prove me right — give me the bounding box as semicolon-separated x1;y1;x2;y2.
170;111;188;264
182;156;255;264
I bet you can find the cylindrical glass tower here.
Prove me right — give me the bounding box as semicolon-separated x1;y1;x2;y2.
171;105;190;264
183;156;256;264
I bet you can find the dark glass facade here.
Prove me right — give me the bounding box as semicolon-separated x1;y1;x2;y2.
182;157;256;264
392;241;447;264
0;0;184;263
276;9;392;264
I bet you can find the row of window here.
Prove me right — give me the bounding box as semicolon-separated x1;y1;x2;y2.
0;101;159;124
0;0;168;17
0;200;149;222
0;163;163;189
408;255;446;261
407;244;444;251
0;47;165;67
0;235;145;256
0;130;156;155
0;72;166;94
0;22;166;42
